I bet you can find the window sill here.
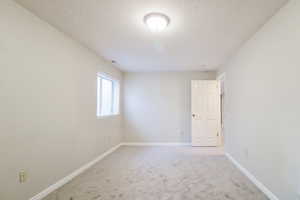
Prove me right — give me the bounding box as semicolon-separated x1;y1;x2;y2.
97;114;120;119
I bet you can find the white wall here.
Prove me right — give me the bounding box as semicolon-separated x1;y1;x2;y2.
0;1;123;199
219;0;300;199
123;71;216;143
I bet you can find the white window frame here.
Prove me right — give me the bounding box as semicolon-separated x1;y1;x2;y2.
97;73;120;118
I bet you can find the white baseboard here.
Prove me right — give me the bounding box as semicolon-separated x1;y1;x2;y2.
225;153;279;200
121;142;191;146
29;143;122;200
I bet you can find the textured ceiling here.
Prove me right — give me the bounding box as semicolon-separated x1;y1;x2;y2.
15;0;288;71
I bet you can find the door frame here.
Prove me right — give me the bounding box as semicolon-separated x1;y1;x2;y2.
217;73;226;146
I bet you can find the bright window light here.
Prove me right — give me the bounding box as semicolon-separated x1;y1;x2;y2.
97;74;120;117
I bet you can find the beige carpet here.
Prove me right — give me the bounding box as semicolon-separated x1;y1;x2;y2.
43;146;268;200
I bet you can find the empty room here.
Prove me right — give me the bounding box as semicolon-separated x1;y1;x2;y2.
1;0;299;199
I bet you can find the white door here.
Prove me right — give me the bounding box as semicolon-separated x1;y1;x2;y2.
191;80;221;146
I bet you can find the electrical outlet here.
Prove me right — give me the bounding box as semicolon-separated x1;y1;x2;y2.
19;170;27;183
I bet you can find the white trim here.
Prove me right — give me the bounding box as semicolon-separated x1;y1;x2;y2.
216;73;225;146
97;72;120;82
97;114;120;119
29;143;122;200
121;142;191;146
216;72;226;81
225;153;279;200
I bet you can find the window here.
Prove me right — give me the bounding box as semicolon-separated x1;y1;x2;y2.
97;74;120;117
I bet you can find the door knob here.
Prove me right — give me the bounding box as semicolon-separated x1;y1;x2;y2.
192;114;196;117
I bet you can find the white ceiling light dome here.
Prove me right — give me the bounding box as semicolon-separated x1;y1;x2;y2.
143;12;170;32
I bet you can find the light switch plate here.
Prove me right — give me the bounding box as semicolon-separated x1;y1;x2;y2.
19;170;27;183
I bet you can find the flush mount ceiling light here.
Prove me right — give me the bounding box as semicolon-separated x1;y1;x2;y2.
144;12;170;32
